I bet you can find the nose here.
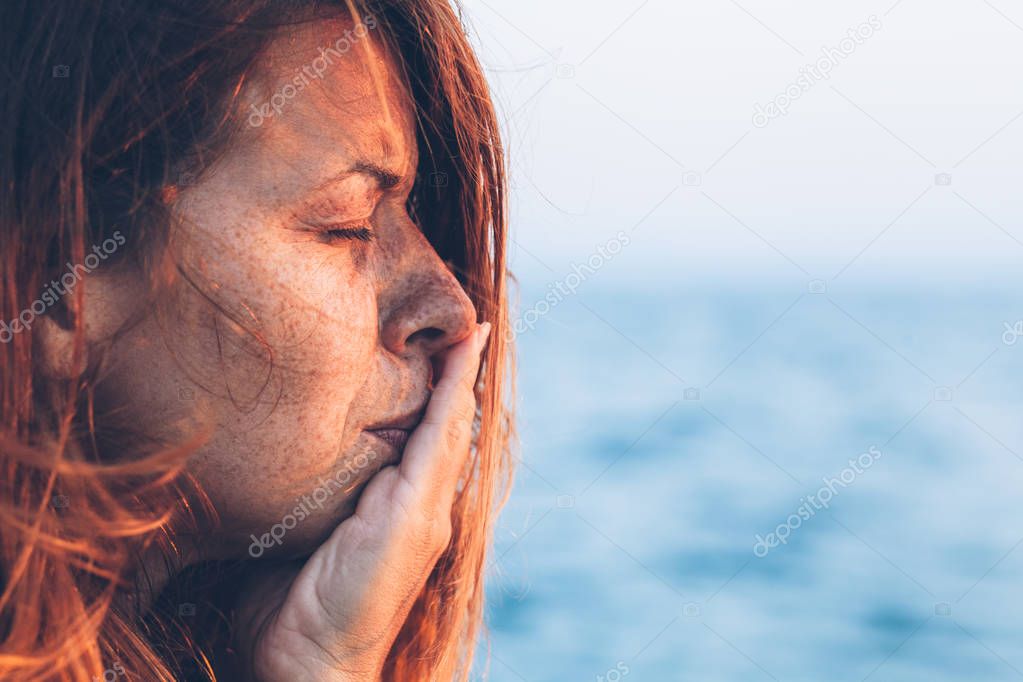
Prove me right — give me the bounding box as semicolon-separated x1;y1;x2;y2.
379;230;477;358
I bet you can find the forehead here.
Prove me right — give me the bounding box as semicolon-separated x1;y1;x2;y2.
239;16;417;182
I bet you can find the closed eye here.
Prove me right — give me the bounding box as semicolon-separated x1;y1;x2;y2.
323;226;374;243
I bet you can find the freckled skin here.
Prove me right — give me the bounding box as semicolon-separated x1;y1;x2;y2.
95;20;477;559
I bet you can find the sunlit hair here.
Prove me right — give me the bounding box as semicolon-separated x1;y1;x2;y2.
0;1;513;679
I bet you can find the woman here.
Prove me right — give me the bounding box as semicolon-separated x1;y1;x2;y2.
0;1;513;680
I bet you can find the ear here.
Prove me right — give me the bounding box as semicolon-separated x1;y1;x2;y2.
34;314;80;379
35;267;143;379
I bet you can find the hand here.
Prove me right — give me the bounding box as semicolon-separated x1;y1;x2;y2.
234;322;491;681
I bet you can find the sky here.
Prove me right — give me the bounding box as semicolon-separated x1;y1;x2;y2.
460;0;1023;291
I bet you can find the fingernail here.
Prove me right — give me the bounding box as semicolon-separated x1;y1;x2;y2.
478;322;492;348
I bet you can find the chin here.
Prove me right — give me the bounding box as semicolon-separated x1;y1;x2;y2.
243;495;355;560
242;464;383;560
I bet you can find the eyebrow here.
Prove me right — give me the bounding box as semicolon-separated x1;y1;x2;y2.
316;161;403;192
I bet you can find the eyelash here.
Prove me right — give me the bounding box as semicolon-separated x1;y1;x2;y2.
322;226;374;243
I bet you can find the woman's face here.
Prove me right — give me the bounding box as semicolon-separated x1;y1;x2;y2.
94;19;476;558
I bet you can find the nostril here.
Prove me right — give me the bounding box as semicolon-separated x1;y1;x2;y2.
405;327;445;349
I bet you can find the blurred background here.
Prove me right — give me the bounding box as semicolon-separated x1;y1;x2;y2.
463;1;1023;680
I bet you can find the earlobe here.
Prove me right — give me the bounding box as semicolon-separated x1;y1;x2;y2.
35;314;86;380
34;268;142;379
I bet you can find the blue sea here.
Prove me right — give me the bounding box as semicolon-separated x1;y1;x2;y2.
478;286;1023;681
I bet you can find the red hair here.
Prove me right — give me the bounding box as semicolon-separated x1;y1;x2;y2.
0;1;513;679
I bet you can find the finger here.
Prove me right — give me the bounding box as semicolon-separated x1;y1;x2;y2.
398;322;489;499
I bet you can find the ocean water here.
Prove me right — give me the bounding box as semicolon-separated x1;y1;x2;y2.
478;287;1023;681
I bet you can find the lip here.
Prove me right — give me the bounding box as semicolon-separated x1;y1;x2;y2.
366;427;412;452
364;405;426;454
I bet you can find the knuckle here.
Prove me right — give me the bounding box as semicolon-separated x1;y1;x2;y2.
455;392;476;420
445;421;463;448
409;509;452;559
456;368;478;393
428;517;453;553
445;399;475;448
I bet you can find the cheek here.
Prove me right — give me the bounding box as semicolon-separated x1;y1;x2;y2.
267;270;378;433
264;263;377;387
178;199;377;400
217;257;378;441
175;237;381;542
